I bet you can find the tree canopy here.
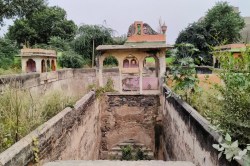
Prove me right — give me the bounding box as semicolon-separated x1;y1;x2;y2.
72;24;114;61
204;2;245;44
0;37;18;69
58;50;85;68
7;6;77;46
176;2;245;65
0;0;47;27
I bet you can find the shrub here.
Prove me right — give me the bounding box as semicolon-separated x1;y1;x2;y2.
58;50;85;68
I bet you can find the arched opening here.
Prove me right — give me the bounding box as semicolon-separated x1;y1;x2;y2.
123;59;129;68
47;59;50;72
143;55;158;77
123;56;139;68
26;59;36;73
142;55;159;90
51;59;56;71
41;59;46;73
103;55;119;68
130;58;139;68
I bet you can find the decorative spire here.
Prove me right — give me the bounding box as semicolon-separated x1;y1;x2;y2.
161;22;167;34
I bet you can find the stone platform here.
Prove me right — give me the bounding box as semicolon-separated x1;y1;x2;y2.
44;160;195;166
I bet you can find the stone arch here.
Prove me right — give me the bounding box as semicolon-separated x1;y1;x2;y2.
103;55;119;68
142;55;160;90
130;58;139;68
41;59;46;73
143;55;159;77
26;59;36;73
123;56;139;68
123;59;129;68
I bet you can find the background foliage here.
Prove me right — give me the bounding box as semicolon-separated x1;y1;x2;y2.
176;2;245;65
7;6;77;46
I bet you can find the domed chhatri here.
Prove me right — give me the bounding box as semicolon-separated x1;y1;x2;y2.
97;21;172;95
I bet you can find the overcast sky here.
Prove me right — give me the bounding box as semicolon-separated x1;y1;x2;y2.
1;0;250;44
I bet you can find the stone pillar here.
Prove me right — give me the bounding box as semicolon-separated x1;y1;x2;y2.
99;56;104;87
34;58;41;73
139;60;143;94
158;50;166;78
21;58;27;73
158;50;166;91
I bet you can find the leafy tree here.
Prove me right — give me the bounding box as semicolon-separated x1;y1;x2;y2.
176;2;245;65
58;50;85;68
204;2;245;44
103;55;118;67
48;36;70;52
174;43;199;59
0;37;18;69
176;22;213;65
170;57;199;102
72;24;114;66
7;6;77;46
0;0;47;26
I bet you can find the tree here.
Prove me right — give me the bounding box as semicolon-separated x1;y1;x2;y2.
72;24;114;66
174;43;199;60
58;51;85;68
204;2;245;44
0;0;47;27
176;2;245;65
0;37;18;69
170;57;199;102
7;6;77;46
176;22;213;65
48;36;70;52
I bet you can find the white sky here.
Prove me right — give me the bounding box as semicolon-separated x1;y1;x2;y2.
1;0;250;44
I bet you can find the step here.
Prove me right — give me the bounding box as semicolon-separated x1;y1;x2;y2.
44;160;195;166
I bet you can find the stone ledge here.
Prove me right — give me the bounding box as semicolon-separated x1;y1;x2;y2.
44;160;195;166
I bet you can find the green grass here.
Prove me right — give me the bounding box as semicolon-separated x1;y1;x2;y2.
145;57;174;65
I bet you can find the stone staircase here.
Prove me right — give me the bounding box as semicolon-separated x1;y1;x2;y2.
108;139;154;160
44;160;195;166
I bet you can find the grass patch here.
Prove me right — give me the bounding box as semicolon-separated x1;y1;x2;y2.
145;57;174;65
0;68;21;76
0;85;77;153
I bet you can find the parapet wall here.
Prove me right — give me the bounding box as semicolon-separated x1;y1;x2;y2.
0;69;96;97
0;68;121;97
161;85;241;166
0;91;100;166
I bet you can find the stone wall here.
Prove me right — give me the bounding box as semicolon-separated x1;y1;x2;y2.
0;69;97;97
0;91;101;166
102;68;120;92
0;68;122;97
99;94;160;159
161;85;241;166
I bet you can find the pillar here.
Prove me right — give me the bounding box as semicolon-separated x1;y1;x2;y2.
139;59;143;94
99;56;104;87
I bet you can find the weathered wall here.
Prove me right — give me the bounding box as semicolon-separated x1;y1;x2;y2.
102;68;120;92
0;91;101;166
0;69;97;97
0;68;123;97
99;94;160;159
161;85;240;166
